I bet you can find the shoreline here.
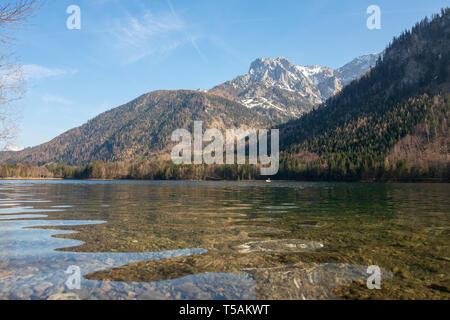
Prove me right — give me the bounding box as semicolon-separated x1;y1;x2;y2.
0;177;448;183
0;177;64;180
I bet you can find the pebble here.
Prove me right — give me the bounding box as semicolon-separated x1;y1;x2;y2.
34;282;53;294
102;283;113;292
48;293;80;300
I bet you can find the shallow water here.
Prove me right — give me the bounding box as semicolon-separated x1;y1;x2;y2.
0;180;448;300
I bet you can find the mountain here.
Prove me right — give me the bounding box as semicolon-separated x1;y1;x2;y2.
1;9;448;182
0;55;378;167
335;54;381;86
210;54;379;121
279;9;450;181
0;90;272;166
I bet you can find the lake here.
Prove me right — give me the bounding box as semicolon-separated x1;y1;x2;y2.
0;180;448;300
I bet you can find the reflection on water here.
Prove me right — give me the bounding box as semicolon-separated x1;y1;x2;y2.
0;217;217;300
0;180;448;300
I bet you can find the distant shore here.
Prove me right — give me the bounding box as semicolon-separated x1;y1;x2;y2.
0;177;448;183
0;177;64;180
1;160;448;183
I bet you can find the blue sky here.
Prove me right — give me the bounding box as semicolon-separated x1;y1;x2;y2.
8;0;449;148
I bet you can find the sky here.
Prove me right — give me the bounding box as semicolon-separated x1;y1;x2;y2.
5;0;449;148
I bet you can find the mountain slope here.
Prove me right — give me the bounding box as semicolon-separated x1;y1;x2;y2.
335;54;380;86
0;90;272;166
0;56;378;167
279;9;450;181
210;54;379;121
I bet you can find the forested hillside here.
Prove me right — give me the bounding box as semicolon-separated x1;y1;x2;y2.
0;90;271;166
278;9;450;181
0;10;448;182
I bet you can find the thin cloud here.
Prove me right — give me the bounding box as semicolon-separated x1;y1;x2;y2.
22;65;77;80
42;93;73;106
166;0;207;62
103;1;207;64
109;9;189;63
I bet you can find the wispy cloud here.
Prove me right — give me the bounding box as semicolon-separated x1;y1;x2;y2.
103;1;206;64
42;93;73;106
108;9;187;63
166;0;206;62
22;65;77;80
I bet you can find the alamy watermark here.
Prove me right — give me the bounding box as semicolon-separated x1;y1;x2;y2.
66;5;81;30
367;265;382;290
65;265;81;290
291;265;382;295
367;5;381;30
65;5;379;31
171;121;279;176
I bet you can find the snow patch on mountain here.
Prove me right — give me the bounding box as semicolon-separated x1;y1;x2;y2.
210;53;380;120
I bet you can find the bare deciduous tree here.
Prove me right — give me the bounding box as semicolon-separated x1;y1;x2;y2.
0;0;41;149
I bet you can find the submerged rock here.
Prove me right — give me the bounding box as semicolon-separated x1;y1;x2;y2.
48;293;80;300
236;239;324;254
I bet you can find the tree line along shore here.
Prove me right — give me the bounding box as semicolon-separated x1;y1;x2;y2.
0;159;448;182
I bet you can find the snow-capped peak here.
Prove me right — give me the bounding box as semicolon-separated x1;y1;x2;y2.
210;53;381;120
